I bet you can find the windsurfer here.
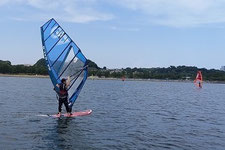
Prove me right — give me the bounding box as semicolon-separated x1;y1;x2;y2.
194;71;203;88
56;76;72;116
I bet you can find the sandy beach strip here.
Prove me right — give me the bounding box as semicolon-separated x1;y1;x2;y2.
0;73;49;78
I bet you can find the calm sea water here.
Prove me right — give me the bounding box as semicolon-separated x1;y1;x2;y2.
0;77;225;150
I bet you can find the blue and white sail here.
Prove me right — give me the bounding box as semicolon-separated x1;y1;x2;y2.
40;18;88;107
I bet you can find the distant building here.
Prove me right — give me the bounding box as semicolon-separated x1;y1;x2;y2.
182;76;191;80
109;69;122;74
220;66;225;71
23;64;32;67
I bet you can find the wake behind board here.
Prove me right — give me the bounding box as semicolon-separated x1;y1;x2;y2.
38;109;92;118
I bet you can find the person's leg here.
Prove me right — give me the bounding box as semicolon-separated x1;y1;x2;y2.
63;98;72;115
63;99;70;112
68;99;72;113
58;98;63;114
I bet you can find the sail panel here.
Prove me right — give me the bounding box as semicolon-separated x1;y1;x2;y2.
43;19;57;40
51;43;72;75
42;19;51;32
44;27;65;54
47;36;71;65
70;68;88;104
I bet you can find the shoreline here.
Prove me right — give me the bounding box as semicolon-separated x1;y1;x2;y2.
89;77;225;84
1;73;225;84
0;73;48;78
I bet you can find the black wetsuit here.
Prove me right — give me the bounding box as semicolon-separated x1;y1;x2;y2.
58;83;71;113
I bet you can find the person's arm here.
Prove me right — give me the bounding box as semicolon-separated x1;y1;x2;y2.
53;84;59;92
56;84;60;88
66;76;70;88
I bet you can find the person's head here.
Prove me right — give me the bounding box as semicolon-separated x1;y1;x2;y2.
61;78;66;84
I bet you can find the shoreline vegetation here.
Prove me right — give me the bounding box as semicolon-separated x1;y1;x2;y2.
1;58;225;83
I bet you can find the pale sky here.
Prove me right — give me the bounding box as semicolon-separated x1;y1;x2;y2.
0;0;225;69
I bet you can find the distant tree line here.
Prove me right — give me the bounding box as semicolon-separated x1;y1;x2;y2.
89;65;225;81
1;59;225;81
0;59;48;75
